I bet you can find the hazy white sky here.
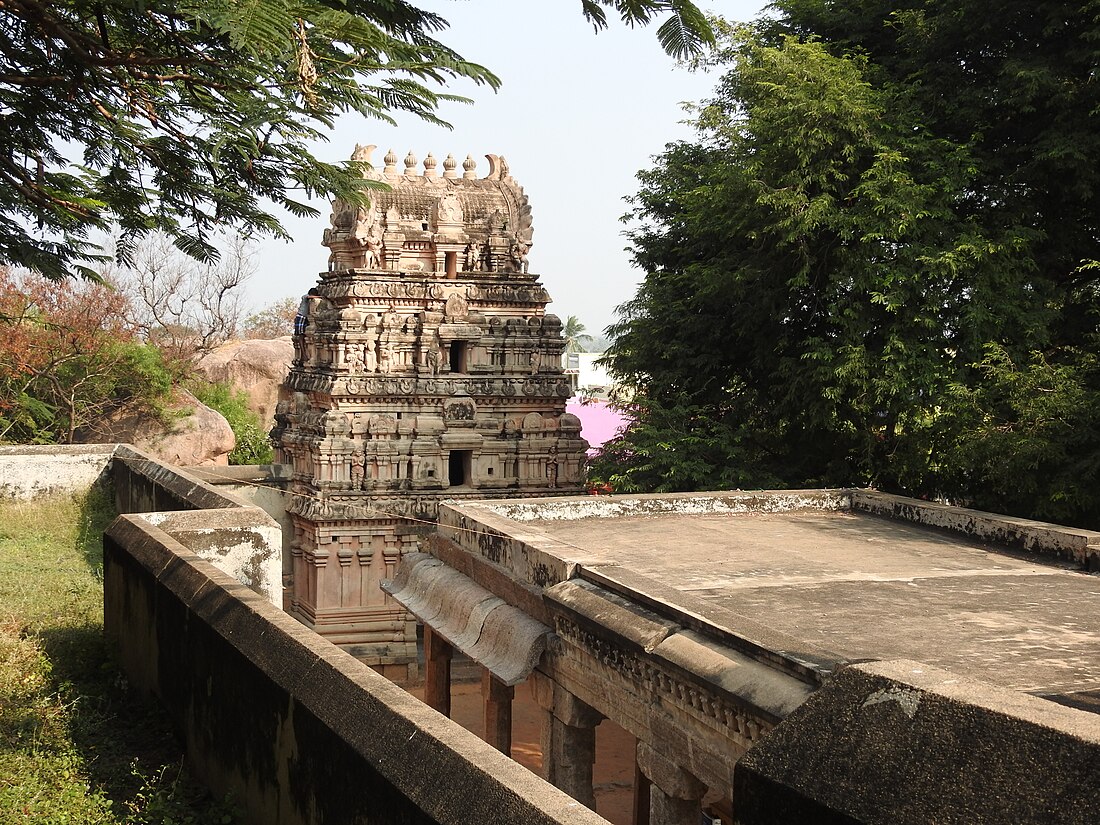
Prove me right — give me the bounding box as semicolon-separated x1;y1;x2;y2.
249;1;768;337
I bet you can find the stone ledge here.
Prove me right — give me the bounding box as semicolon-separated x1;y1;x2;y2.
113;444;247;512
852;490;1100;567
545;579;817;726
474;489;854;522
733;659;1100;825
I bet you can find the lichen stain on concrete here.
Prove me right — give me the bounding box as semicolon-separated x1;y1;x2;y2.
172;527;266;557
861;687;921;719
242;554;265;589
488;491;851;523
477;529;507;566
530;561;554;588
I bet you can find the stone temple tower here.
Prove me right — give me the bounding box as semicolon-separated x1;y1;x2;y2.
274;146;588;676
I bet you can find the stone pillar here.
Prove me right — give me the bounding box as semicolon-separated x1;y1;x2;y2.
423;626;452;717
483;669;514;755
531;671;603;809
636;742;707;825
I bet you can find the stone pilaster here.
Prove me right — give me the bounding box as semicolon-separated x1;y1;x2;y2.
532;671;603;808
423;626;452;717
636;742;707;825
483;669;514;755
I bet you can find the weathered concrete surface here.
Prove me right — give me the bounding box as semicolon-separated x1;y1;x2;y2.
486;489;852;522
733;659;1100;825
432;491;1100;821
136;507;281;606
0;444;114;499
511;508;1100;701
112;444;246;513
852;490;1100;568
191;464;294;601
103;515;612;825
112;450;282;604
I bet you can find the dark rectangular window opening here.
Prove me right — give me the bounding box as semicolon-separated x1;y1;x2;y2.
448;450;472;487
449;341;467;373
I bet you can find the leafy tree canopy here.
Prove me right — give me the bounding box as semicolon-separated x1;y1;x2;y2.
598;8;1100;527
0;0;712;280
563;314;595;353
0;268;174;444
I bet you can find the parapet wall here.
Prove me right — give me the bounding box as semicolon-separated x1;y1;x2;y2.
0;443;282;606
111;444;245;514
733;659;1100;825
851;490;1100;569
103;515;610;825
0;443;115;499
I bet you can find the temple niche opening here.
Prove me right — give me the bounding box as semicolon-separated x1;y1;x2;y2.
273;146;588;677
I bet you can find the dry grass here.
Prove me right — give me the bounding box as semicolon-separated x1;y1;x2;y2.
0;491;237;824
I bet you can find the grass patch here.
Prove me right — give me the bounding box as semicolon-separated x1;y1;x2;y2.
0;490;238;824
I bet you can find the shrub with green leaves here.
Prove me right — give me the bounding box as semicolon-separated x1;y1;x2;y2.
189;381;274;465
0;269;175;445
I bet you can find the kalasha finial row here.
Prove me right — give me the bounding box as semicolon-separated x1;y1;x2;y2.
373;150;519;182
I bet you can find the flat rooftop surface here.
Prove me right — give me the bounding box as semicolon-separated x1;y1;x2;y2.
519;510;1100;702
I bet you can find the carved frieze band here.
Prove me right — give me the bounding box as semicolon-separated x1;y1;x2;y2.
553;615;769;747
288;493;440;522
320;278;551;305
287;488;586;523
284;372;573;399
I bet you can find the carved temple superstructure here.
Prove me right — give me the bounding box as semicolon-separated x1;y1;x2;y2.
273;147;588;674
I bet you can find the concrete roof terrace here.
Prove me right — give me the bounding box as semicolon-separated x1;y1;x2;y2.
444;489;1100;713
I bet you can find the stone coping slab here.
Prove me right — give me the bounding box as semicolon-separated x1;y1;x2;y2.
733;659;1100;824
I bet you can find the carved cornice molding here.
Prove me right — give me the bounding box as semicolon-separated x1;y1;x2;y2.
552;614;770;748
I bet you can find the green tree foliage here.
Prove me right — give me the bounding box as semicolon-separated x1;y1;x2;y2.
0;0;504;280
599;13;1100;526
0;0;710;281
580;0;713;58
563;315;595;353
769;0;1100;316
0;269;174;443
244;296;299;339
